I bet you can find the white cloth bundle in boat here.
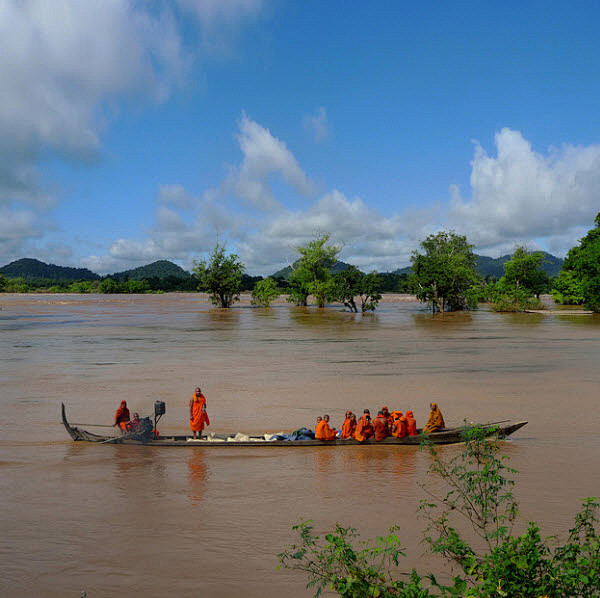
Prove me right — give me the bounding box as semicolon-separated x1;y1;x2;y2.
227;433;266;442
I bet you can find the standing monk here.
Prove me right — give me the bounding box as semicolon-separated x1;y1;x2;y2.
405;410;418;436
423;402;445;433
189;387;210;439
113;400;130;433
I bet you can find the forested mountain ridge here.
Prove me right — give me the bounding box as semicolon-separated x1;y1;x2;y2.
1;251;565;285
0;258;99;281
392;252;564;279
111;260;190;280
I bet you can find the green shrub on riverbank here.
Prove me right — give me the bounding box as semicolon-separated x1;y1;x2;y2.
279;427;599;597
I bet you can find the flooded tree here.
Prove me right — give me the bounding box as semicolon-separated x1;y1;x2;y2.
410;231;479;313
193;242;245;308
491;246;550;311
288;233;341;308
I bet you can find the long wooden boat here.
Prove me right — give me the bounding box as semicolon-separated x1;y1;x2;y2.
61;404;527;447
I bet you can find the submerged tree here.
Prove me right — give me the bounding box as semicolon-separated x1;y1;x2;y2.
193;242;245;308
410;231;479;313
287;233;341;308
251;277;280;307
491;245;550;312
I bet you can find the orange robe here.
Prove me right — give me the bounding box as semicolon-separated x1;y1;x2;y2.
373;416;390;441
391;415;407;438
315;420;337;440
340;417;356;439
114;401;130;431
424;403;445;433
354;415;374;442
189;394;210;432
405;411;418;436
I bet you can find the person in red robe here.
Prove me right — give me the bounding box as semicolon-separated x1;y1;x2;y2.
113;400;130;433
189;387;210;439
405;410;418;436
354;410;374;442
373;411;390;441
315;414;337;440
340;411;356;439
391;412;407;438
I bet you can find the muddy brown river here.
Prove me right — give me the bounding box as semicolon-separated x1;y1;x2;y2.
1;293;599;597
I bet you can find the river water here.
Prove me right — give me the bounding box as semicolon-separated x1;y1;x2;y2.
1;293;599;597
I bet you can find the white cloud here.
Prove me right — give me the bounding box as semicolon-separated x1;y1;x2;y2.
230;114;313;209
73;124;600;275
175;0;265;52
448;128;600;255
303;107;330;143
0;1;272;266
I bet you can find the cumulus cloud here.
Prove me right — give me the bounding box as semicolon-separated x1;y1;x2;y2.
0;0;189;264
230;114;313;209
0;1;271;266
303;107;330;143
85;123;600;276
448;128;600;255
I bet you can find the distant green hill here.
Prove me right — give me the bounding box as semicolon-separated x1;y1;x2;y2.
271;260;352;280
111;260;189;281
391;252;564;279
0;258;99;281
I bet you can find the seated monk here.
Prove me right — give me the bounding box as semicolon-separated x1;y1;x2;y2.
391;412;407;438
113;400;130;433
126;412;141;433
354;410;374;442
424;402;446;433
315;414;337;440
340;411;356;439
381;406;394;427
373;411;390;441
405;410;418;436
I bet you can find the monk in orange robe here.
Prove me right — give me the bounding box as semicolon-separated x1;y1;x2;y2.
381;406;394;427
315;414;337;440
405;410;418;436
423;402;445;433
391;412;407;438
113;400;130;433
126;412;142;433
354;410;374;442
340;412;356;439
189;387;210;439
373;411;390;441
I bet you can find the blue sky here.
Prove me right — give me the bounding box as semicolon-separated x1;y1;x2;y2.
2;1;600;275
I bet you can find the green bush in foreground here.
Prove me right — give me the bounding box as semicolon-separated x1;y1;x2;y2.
278;427;599;597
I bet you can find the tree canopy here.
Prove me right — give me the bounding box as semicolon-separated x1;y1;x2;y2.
193;242;245;308
553;212;600;311
410;231;479;313
288;233;341;308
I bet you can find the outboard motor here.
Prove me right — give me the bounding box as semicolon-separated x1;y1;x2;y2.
154;401;166;436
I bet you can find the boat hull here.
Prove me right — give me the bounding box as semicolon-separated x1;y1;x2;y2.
61;404;527;447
